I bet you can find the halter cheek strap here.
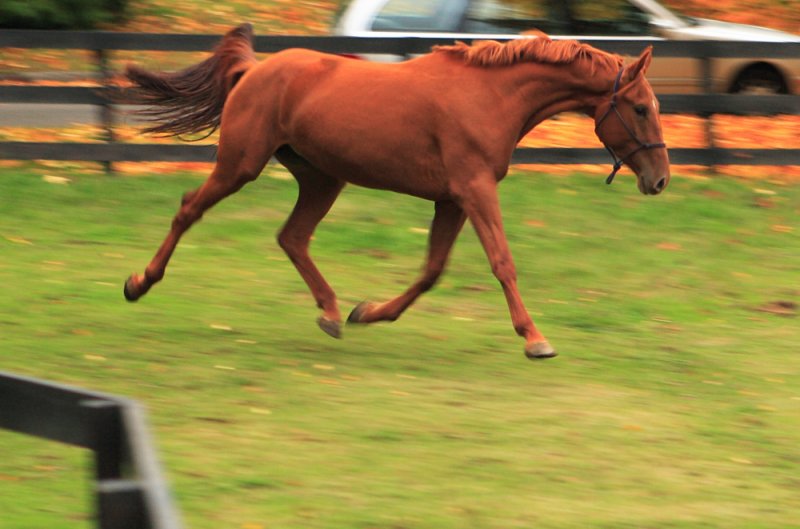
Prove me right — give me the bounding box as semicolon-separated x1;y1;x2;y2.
595;68;667;185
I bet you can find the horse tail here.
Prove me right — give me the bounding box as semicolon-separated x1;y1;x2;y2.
124;23;257;138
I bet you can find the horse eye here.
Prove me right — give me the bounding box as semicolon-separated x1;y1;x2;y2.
634;105;648;117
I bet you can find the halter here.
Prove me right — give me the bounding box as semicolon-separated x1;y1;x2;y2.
595;68;667;185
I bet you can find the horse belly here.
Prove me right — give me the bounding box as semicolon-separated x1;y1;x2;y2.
289;101;451;200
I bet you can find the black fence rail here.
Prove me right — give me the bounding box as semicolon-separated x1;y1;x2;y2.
1;31;799;168
0;371;182;529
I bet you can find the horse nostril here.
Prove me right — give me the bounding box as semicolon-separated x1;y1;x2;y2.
654;177;667;192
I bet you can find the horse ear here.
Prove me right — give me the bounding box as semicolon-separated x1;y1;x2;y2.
623;46;653;83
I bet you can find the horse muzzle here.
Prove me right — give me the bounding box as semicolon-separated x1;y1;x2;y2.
638;173;669;195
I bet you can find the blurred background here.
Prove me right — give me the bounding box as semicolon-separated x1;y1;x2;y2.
1;0;799;179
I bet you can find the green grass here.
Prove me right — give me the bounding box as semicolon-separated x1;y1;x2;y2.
1;164;799;529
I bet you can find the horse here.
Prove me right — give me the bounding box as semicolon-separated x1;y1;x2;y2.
121;24;669;360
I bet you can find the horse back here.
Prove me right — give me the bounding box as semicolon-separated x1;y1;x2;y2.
228;49;518;198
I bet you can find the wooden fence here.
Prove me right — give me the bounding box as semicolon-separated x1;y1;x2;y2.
0;371;182;529
1;30;799;168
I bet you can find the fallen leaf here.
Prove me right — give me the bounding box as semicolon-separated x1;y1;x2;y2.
756;301;797;317
42;175;70;184
4;235;33;245
656;242;682;251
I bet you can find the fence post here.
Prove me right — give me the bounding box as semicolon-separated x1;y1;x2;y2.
94;48;116;174
81;398;124;480
699;54;718;172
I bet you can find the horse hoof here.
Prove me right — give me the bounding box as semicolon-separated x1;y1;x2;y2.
524;341;557;360
347;301;372;324
123;275;141;302
317;316;342;339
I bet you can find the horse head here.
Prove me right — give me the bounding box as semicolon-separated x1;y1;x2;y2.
593;47;670;195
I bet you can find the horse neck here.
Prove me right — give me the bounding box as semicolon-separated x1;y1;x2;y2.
506;59;614;138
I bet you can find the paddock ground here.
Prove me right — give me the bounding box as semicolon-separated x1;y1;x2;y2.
1;164;798;528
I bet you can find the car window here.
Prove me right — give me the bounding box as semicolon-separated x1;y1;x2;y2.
570;0;652;36
371;0;469;32
464;0;654;36
465;0;556;34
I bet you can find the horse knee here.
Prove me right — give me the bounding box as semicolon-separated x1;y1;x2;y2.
490;259;517;285
276;231;291;253
277;230;308;258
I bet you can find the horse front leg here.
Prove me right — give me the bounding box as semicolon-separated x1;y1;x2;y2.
458;178;556;360
348;200;466;325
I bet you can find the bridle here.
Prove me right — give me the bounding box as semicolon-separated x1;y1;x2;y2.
595;68;667;185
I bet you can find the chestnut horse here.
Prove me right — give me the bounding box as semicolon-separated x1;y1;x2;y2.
122;24;669;360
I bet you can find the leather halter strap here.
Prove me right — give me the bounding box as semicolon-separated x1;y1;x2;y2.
595;68;667;184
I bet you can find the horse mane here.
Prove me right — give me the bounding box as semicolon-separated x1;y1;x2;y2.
433;37;622;74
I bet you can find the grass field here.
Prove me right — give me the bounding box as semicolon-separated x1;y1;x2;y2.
1;164;799;528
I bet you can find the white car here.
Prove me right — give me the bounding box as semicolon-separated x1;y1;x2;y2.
334;0;800;94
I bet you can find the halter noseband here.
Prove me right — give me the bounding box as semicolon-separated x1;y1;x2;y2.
595;68;667;185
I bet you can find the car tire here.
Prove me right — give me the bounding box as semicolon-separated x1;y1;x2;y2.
730;63;788;94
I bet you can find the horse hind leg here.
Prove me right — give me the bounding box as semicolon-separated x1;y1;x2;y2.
124;140;273;302
275;147;345;338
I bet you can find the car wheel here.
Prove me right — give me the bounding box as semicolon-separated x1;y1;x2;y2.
731;64;787;94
